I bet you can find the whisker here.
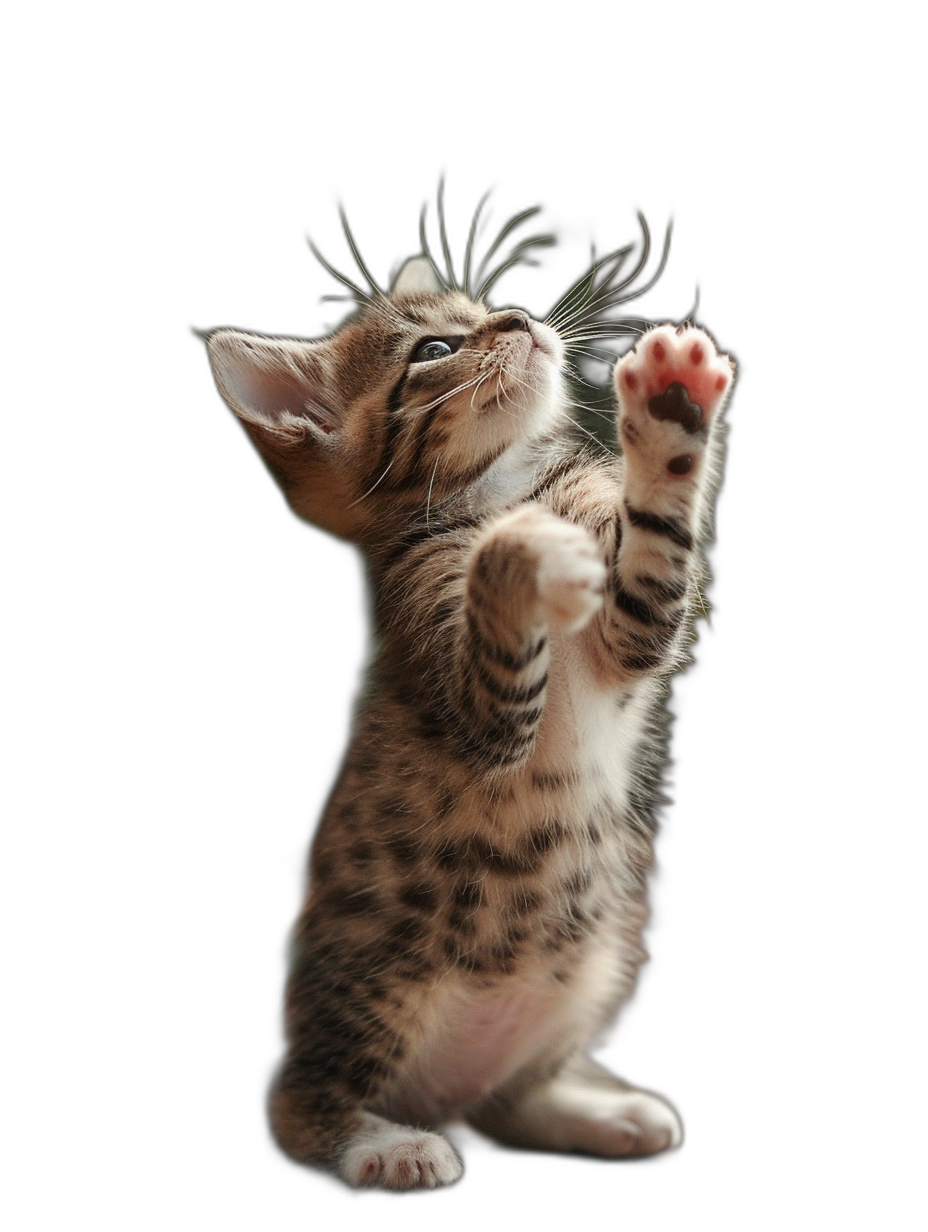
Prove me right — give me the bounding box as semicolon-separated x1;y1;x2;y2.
559;323;647;343
436;177;458;291
615;214;665;289
495;360;546;415
546;216;671;348
477;233;556;303
566;414;608;449
339;206;384;296
425;458;440;528
346;459;396;508
317;277;406;331
469;371;494;412
473;205;542;295
547;266;596;332
470;208;557;301
416;195;455;294
546;244;634;331
463;191;491;298
401;373;488;421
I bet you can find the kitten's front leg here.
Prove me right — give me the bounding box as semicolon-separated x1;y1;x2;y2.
455;507;606;767
596;324;734;678
471;507;607;640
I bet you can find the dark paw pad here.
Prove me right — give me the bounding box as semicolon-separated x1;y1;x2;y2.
648;382;703;434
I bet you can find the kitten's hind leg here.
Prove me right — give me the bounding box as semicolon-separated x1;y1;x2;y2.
467;1054;682;1158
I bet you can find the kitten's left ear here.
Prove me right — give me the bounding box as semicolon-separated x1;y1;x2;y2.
205;329;341;438
391;256;443;298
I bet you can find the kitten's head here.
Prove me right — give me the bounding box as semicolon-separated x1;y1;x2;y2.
205;258;565;542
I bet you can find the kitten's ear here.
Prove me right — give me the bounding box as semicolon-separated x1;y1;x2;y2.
205;329;340;438
391;256;443;298
204;329;361;540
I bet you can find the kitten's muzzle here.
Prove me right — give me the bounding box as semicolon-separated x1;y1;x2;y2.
484;309;561;366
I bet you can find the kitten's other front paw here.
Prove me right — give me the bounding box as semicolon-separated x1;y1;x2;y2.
616;325;734;479
497;507;606;634
339;1122;463;1190
537;527;607;633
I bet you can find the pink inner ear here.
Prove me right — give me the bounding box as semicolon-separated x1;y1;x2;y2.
235;360;314;424
210;331;340;435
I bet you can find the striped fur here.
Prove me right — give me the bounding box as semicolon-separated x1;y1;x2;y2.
204;261;735;1189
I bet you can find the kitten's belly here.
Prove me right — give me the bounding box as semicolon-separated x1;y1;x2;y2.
393;988;561;1117
374;945;618;1125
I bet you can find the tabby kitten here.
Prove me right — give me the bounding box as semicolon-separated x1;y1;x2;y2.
204;222;734;1190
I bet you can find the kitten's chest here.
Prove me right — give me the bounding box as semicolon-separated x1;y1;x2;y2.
529;661;654;811
367;674;656;966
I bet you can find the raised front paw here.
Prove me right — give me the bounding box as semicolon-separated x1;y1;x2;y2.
615;324;734;479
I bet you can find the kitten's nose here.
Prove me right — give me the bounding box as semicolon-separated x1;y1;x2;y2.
494;310;531;333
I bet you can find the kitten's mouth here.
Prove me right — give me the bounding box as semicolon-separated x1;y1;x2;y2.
475;322;558;415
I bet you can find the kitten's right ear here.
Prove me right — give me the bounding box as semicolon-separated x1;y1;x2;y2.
391;256;443;298
203;329;361;540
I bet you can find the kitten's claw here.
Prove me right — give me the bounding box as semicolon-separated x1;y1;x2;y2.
340;1123;463;1190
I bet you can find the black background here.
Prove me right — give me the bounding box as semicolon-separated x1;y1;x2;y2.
158;117;823;1222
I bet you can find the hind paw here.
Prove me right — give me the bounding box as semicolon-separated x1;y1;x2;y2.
469;1064;683;1159
340;1121;463;1190
555;1085;683;1156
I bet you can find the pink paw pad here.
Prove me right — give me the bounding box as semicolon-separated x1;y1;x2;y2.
617;325;734;434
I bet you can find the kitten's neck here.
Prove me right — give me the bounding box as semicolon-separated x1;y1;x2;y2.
364;424;577;558
469;439;546;510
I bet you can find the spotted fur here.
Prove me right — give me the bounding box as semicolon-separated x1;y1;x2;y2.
204;253;734;1189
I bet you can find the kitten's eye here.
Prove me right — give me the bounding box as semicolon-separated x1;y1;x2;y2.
410;337;463;363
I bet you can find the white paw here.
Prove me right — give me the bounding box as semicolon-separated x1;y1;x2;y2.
553;1080;683;1156
615;324;734;479
497;507;605;633
340;1121;463;1191
472;1068;684;1158
537;529;606;633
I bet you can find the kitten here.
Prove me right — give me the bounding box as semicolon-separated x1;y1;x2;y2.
203;218;734;1190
